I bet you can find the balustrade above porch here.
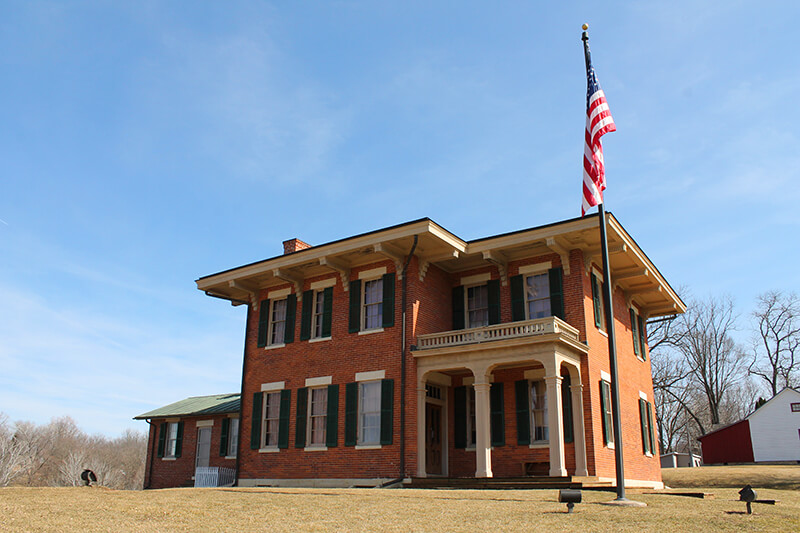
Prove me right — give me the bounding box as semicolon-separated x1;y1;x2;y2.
414;317;584;353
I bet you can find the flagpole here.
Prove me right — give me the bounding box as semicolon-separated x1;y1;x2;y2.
582;25;628;502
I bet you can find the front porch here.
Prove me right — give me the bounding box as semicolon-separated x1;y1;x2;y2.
412;317;590;480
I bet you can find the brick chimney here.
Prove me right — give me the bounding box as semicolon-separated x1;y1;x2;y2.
283;238;312;254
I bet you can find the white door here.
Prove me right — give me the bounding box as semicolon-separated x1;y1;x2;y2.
196;427;212;468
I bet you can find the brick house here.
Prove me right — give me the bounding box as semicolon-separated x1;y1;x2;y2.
135;393;240;489
182;213;683;489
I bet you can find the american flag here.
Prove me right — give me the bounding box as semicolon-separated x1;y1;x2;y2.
581;62;616;216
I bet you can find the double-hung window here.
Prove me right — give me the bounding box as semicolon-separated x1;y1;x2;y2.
529;380;548;443
358;381;382;445
591;272;606;331
312;290;326;338
630;307;647;360
307;388;328;447
166;422;179;457
301;285;333;341
600;379;614;446
525;273;551;319
221;418;239;457
466;386;477;447
639;397;656;455
467;285;489;328
363;279;383;330
348;272;395;333
269;299;288;345
263;392;281;448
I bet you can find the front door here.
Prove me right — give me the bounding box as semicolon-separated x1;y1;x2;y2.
426;403;442;475
196;427;211;468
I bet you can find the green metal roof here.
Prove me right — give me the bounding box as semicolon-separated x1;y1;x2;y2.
133;393;240;420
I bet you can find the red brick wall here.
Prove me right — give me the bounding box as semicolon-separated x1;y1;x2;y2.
143;414;238;489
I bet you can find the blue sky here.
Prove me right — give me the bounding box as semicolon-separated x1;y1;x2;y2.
1;1;798;437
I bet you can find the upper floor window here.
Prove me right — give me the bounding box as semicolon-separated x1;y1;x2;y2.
467;285;489;328
591;272;606;331
791;402;800;413
363;279;383;330
301;285;333;341
313;290;326;338
257;293;296;347
639;397;655;455
510;267;564;322
270;299;288;345
630;307;647;360
526;273;551;319
348;272;395;333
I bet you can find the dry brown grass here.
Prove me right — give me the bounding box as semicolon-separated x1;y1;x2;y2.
1;483;799;532
662;464;800;490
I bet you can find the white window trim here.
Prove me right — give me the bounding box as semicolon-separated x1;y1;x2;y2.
261;381;285;392
267;297;289;347
258;447;281;453
305;376;332;387
518;261;552;275
165;421;180;459
310;288;327;340
528;379;549;445
358;327;384;336
310;277;337;290
460;272;491;286
355;444;382;450
358;267;387;280
600;370;612;382
308;336;332;343
196;420;214;428
268;287;292;299
226;418;239;459
356;370;385;382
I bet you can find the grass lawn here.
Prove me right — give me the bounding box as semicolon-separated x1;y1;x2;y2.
1;466;798;532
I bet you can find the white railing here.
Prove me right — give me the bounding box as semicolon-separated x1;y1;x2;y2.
415;317;580;350
194;467;236;488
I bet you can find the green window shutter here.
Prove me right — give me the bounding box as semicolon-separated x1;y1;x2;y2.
344;382;358;446
257;299;270;348
175;422;184;458
278;389;291;449
380;379;394;445
382;273;395;328
326;384;339;447
639;399;649;454
548;267;565;320
157;422;166;458
591;275;602;328
638;316;647;360
630;309;640;355
322;287;333;338
250;392;263;450
220;417;230;456
284;294;296;344
490;382;505;447
561;375;574;444
487;279;501;325
453;386;467;449
647;401;656;454
510;274;526;322
348;280;361;333
300;290;313;341
295;388;308;448
600;381;612;446
515;379;531;445
452;286;465;330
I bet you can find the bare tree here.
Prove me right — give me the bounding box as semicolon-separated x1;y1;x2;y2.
678;295;746;426
748;291;800;397
0;413;26;487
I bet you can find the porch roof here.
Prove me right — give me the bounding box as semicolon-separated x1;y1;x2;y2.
133;393;240;420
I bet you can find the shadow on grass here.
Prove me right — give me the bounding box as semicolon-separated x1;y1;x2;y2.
213;488;562;504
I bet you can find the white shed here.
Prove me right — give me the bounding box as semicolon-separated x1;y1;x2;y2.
747;388;800;462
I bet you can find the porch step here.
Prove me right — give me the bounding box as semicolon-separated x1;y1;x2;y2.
405;476;582;490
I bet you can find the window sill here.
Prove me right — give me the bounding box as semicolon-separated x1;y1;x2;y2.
309;336;332;343
225;455;237;460
265;343;286;350
161;457;177;461
358;328;384;336
355;444;382;450
304;446;328;452
636;355;646;363
606;442;615;450
528;443;549;449
645;452;653;458
258;448;280;454
597;329;608;338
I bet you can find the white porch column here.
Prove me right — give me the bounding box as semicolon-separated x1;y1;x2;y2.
570;383;588;476
416;379;427;477
545;375;567;477
473;380;493;478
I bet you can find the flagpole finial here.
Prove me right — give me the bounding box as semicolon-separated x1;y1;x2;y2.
582;23;589;30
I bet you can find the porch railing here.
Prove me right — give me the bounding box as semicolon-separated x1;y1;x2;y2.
415;317;580;350
194;466;236;488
